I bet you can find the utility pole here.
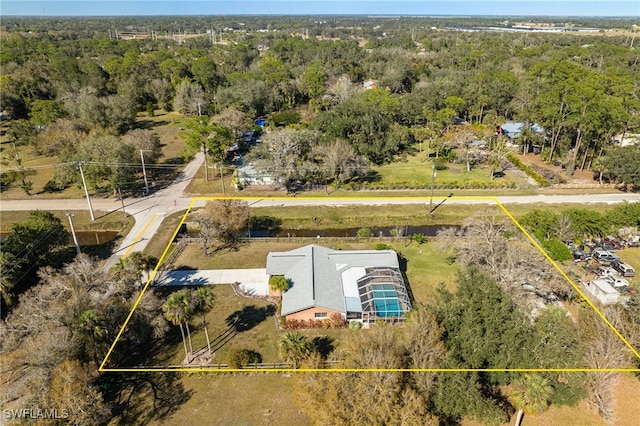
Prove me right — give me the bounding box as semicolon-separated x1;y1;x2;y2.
77;162;95;221
203;143;209;182
429;163;436;214
140;149;150;194
66;213;81;255
220;163;225;195
117;188;127;217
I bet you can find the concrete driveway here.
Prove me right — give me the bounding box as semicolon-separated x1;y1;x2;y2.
153;268;269;296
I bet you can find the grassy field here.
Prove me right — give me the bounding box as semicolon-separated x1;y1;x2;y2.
139;284;281;367
142;210;187;260
374;151;531;186
0;110;188;200
0;209;132;233
247;202;619;231
146;374;311;426
617;247;640;288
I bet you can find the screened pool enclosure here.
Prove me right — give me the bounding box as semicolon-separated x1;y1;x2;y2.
357;267;412;322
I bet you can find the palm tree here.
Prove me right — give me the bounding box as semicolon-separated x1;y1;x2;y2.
162;289;195;363
78;309;106;363
127;252;158;285
510;373;554;426
0;251;18;306
269;275;289;297
192;287;215;354
278;331;312;368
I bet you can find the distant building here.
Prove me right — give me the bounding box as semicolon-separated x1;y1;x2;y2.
266;244;412;324
497;122;545;140
363;80;377;90
236;165;277;187
613;133;640;147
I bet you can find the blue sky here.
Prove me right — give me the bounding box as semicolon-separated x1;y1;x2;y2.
1;1;638;17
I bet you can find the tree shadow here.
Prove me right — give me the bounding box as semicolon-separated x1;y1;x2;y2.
359;170;382;183
103;372;193;425
398;253;417;305
311;335;335;359
206;305;276;353
225;305;276;332
250;215;283;232
136;116;173;131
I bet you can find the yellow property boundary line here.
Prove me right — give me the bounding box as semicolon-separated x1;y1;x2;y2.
99;196;640;373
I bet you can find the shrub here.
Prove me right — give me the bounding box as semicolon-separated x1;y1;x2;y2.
541;238;573;262
227;348;262;368
268;109;301;127
411;233;427;244
434;161;448;170
506;153;548;187
390;226;404;237
356;227;373;238
375;243;392;250
349;320;363;330
329;313;347;328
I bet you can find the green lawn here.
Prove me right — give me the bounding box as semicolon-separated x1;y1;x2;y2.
142;284;281;367
0;110;187;200
617;248;640;288
374;152;531;188
148;374;310;426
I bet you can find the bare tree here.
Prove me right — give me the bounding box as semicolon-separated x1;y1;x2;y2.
194;200;249;255
437;211;574;314
173;80;206;116
322;75;358;107
213;107;251;137
580;308;634;424
312;140;370;184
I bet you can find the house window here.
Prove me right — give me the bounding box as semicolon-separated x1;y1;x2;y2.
314;312;328;319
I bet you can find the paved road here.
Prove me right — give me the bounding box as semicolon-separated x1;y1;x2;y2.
99;151;205;270
1;169;639;272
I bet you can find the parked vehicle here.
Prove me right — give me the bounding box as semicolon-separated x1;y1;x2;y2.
572;251;591;262
603;236;623;250
592;249;611;260
612;261;635;277
592;249;620;263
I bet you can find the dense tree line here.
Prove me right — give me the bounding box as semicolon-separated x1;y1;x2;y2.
0;248;190;424
2;16;639;190
293;211;639;424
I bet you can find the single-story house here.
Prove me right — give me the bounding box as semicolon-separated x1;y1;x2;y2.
266;244;412;323
584;278;620;305
236;164;277;186
497;122;545;139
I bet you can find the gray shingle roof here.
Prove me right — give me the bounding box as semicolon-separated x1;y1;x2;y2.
266;245;400;316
